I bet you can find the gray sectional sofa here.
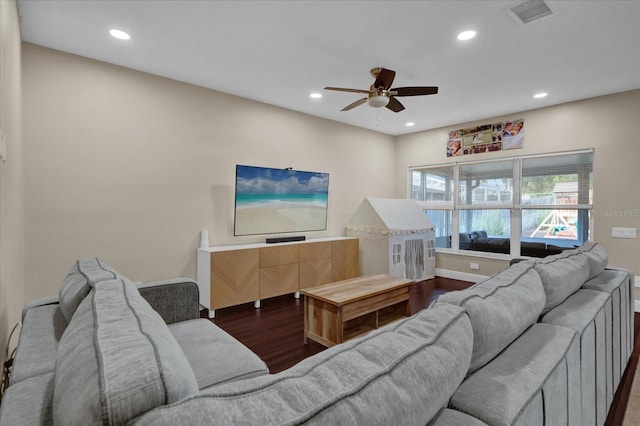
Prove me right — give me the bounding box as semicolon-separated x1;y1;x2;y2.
0;242;634;425
0;258;269;425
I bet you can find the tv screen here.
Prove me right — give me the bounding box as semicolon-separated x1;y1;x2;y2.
234;165;329;236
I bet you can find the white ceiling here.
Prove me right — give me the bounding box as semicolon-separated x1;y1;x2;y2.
16;0;640;136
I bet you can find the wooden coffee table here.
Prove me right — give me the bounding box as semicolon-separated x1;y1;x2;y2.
301;274;413;347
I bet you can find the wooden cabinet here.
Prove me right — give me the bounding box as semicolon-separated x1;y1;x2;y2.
209;248;259;309
331;239;359;282
197;237;359;317
299;241;332;288
259;244;299;299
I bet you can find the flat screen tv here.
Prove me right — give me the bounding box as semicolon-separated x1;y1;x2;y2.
233;165;329;236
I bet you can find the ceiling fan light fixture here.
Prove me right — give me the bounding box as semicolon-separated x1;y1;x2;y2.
368;95;390;108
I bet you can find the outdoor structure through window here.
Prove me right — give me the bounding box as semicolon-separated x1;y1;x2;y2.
410;149;594;257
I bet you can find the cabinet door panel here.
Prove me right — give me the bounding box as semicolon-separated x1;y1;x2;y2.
260;264;299;299
299;242;331;262
332;239;360;281
260;245;298;268
299;259;332;289
210;249;259;309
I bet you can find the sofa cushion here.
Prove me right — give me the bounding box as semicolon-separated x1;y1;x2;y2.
470;230;487;240
132;303;473;426
53;278;198;425
0;372;54;426
534;250;590;313
450;323;581;426
582;268;634;398
541;289;610;425
58;257;119;322
576;241;608;279
468;238;510;254
168;319;269;389
10;303;66;385
436;261;545;373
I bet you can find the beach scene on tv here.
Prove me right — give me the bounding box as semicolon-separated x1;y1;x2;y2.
234;165;329;236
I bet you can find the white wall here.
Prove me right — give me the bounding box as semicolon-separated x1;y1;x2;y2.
0;0;24;367
22;43;396;300
395;90;640;275
17;43;640;304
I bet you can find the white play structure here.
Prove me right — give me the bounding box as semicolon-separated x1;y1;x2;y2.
346;197;436;281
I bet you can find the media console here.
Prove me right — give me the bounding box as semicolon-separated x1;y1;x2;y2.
196;237;359;318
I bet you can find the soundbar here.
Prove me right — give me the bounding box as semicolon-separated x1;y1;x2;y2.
265;236;306;244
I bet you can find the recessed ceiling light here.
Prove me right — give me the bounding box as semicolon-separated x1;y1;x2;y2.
109;29;130;40
457;30;476;41
405;122;415;127
534;92;548;99
310;92;322;99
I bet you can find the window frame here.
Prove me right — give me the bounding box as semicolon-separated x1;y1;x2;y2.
408;149;594;257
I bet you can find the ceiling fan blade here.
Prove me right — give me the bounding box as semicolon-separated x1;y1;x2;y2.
373;68;396;90
392;86;439;97
386;97;405;113
324;87;371;94
341;97;368;111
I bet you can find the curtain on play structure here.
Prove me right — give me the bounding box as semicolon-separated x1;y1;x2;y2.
404;238;425;280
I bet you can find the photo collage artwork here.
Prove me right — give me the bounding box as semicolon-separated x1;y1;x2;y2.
447;119;524;157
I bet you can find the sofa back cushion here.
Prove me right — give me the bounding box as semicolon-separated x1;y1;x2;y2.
436;261;545;374
534;250;590;313
132;303;473;426
576;241;608;279
53;278;198;425
58;258;119;323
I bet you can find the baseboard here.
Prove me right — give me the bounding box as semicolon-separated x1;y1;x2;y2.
436;268;488;283
635;276;640;312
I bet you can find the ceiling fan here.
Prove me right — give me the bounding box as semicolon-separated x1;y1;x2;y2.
324;67;438;113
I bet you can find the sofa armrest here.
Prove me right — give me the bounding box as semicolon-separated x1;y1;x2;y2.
21;296;60;322
137;278;200;324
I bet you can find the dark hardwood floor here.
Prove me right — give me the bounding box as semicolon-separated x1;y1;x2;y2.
203;277;638;425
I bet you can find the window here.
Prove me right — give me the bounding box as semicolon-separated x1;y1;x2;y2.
520;152;593;248
409;150;593;257
425;210;452;248
457;160;513;251
413;165;455;248
391;243;402;265
411;166;454;203
459;209;511;237
458;160;513;206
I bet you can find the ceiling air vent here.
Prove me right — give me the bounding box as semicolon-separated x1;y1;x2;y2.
508;0;555;25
